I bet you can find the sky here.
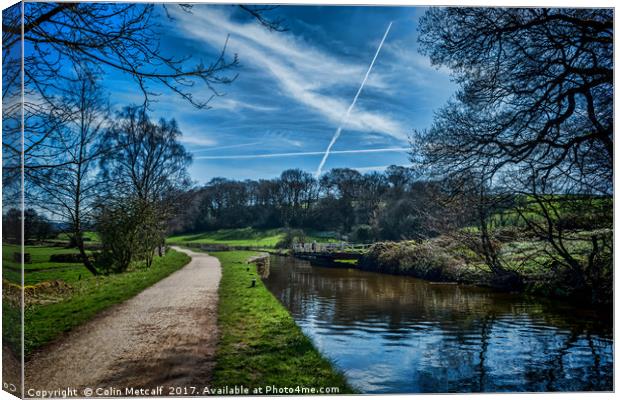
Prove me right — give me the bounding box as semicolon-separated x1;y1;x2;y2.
106;5;456;183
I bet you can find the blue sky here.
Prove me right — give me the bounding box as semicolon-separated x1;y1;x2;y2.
106;5;456;183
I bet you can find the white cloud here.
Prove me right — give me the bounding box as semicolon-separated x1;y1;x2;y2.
178;135;217;147
175;124;218;147
169;7;408;141
214;98;279;113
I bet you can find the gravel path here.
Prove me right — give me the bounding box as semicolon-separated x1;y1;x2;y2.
25;247;221;395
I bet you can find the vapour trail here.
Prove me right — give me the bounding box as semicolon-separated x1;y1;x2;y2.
315;22;393;177
194;147;408;160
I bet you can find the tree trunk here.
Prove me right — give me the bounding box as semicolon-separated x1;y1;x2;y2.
75;232;99;275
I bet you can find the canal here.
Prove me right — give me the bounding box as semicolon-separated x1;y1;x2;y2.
262;255;613;393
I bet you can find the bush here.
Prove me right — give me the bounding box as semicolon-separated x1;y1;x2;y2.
361;241;460;281
350;224;375;242
275;229;306;249
95;200;142;273
95;198;166;273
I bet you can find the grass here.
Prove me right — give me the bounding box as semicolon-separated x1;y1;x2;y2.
334;259;358;265
210;250;354;393
54;231;100;243
19;249;190;356
3;244;93;285
168;227;338;248
2;302;21;357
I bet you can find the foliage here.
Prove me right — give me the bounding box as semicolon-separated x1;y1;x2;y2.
48;253;87;263
360;230;612;305
275;229;306;249
133;202;166;268
173;166;452;241
361;241;462;281
349;224;375;243
95;200;141;273
95;198;166;273
211;250;353;392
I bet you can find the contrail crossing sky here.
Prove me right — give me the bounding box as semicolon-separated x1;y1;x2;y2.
315;22;393;177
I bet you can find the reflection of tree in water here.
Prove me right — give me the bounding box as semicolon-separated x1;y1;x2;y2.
520;329;612;392
264;256;613;392
476;315;492;392
267;257;610;331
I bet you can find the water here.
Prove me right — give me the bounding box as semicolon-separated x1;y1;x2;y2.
262;256;613;393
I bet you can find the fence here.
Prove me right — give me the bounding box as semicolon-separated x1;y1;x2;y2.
292;242;372;253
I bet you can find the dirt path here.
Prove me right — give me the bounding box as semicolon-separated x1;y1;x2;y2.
25;247;221;394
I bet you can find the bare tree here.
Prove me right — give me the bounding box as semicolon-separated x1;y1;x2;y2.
102;106;192;204
27;67;111;275
414;8;612;289
279;169;317;226
2;2;283;181
2;4;24;206
511;162;612;302
1;3;283;108
99;106;192;265
418;8;612;187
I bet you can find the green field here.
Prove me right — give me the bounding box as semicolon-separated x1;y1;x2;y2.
168;227;338;248
54;231;100;243
210;250;353;393
3;244;93;285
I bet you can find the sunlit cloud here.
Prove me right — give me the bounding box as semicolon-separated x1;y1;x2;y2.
169;7;408;140
213;98;280;113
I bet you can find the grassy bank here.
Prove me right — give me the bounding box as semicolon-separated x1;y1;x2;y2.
359;229;612;305
210;250;353;393
3;248;191;356
168;228;337;248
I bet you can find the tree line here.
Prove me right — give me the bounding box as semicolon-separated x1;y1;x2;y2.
171;166;468;242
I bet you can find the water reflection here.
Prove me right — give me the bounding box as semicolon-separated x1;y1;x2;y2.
263;256;613;393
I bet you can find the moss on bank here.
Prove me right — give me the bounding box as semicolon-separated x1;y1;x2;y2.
210;250;354;393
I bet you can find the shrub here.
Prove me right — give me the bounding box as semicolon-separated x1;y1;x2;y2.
275;229;306;249
95;200;142;273
95;198;166;273
350;224;375;242
361;241;459;281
